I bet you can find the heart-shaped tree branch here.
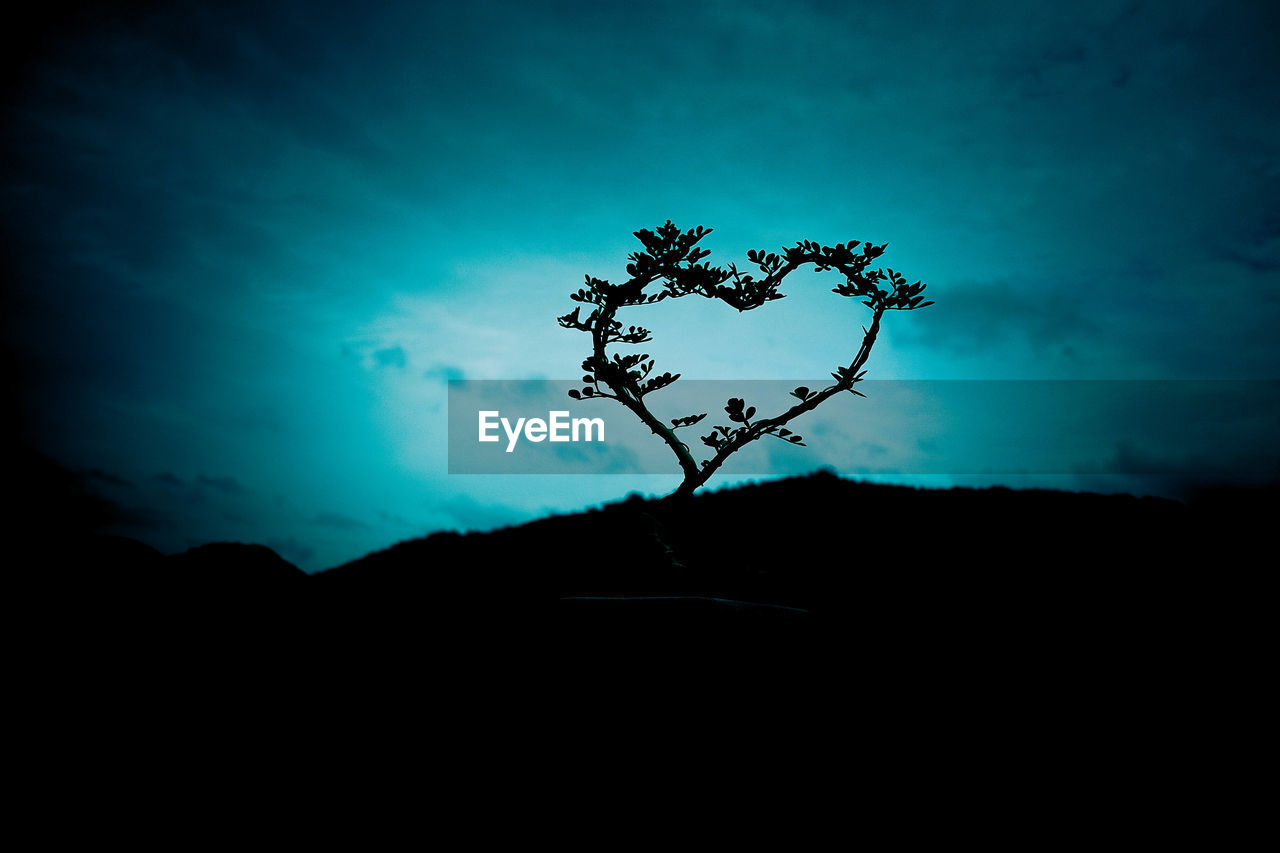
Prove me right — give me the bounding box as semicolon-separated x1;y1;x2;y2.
557;220;933;499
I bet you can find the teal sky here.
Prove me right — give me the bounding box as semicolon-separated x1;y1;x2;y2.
3;0;1278;569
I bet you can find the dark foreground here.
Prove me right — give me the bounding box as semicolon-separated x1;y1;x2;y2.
13;468;1272;797
25;471;1270;660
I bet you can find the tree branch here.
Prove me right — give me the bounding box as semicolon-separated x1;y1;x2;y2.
558;222;930;501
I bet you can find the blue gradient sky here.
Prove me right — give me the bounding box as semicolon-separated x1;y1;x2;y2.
3;0;1277;569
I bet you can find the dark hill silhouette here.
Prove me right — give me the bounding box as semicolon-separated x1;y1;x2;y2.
324;470;1208;606
311;470;1265;657
19;469;1271;676
16;462;1272;773
167;542;307;586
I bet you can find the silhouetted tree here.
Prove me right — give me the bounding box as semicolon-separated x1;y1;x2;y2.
558;221;932;498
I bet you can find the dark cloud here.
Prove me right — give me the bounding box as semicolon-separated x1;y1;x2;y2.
1086;441;1280;501
373;345;407;369
266;535;315;568
376;510;413;527
313;511;370;531
220;509;257;527
424;364;465;383
83;468;133;488
196;475;247;495
1221;250;1280;276
433;495;522;534
1214;191;1280;274
896;280;1102;357
551;439;640;474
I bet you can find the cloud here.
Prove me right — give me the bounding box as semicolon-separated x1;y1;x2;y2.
83;468;133;488
220;509;258;527
1075;440;1280;501
424;363;465;384
1213;190;1280;274
196;475;248;495
896;279;1102;358
313;511;370;531
433;494;523;534
376;510;414;527
266;535;315;568
551;438;642;475
373;345;407;369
